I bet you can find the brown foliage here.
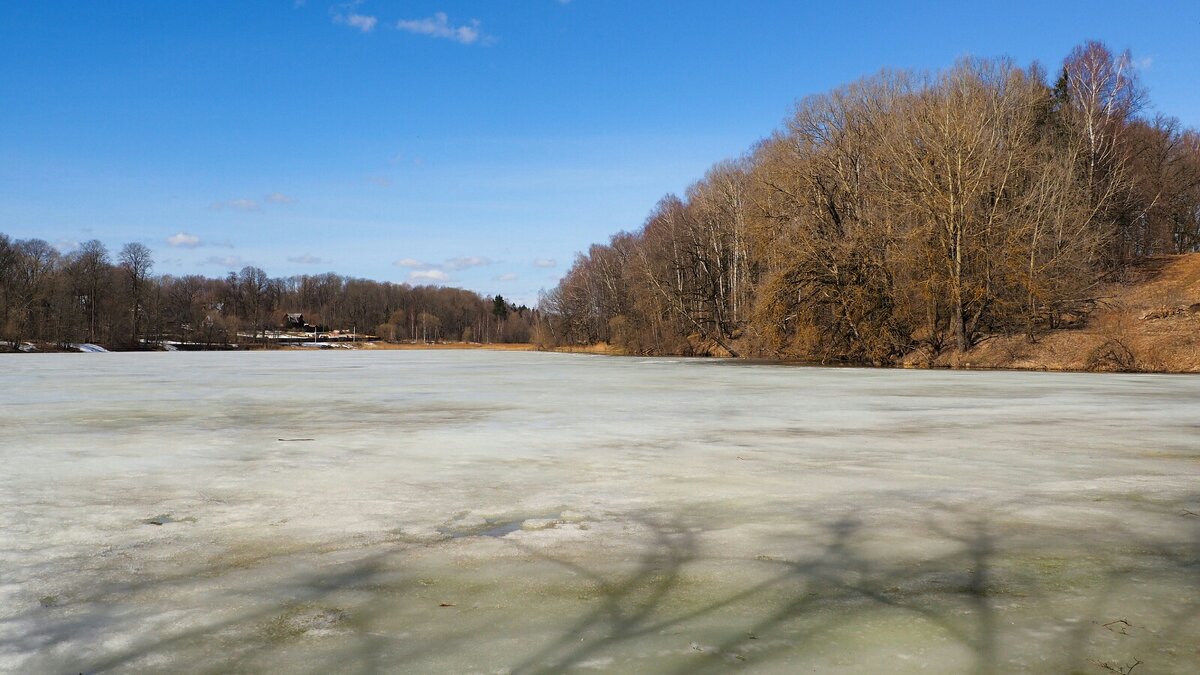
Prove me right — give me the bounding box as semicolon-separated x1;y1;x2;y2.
540;42;1200;365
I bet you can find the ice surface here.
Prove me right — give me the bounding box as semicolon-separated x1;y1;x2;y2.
1;351;1197;673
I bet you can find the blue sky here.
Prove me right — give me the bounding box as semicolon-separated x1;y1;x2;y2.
2;1;1197;305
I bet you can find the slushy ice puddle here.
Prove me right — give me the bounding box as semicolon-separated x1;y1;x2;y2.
0;351;1197;673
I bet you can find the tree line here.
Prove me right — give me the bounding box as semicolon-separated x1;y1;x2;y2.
537;42;1200;363
0;237;535;350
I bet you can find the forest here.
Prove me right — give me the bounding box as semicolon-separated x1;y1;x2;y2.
5;41;1198;361
537;42;1200;364
0;236;535;350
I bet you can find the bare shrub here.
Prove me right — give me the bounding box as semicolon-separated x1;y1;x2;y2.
1086;306;1138;371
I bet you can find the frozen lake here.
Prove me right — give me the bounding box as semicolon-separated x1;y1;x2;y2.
1;351;1197;673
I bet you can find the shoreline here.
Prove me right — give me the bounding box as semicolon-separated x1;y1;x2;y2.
5;340;1196;375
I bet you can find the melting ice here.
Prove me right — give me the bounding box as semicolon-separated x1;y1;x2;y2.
1;351;1197;673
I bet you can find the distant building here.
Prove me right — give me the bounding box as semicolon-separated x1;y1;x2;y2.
285;313;306;330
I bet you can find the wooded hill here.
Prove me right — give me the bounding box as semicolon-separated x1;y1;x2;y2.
536;42;1200;369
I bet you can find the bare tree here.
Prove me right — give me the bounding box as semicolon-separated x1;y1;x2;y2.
10;239;59;345
1060;41;1145;265
70;240;112;344
119;242;153;347
0;234;16;342
238;266;270;342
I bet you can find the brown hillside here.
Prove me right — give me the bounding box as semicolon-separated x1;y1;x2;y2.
928;253;1200;373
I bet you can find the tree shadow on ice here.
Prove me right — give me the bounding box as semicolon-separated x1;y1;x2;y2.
1053;495;1200;673
501;511;1001;674
5;495;1197;673
503;516;700;674
4;544;460;674
503;500;1200;675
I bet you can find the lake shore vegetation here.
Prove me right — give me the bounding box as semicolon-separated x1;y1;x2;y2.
535;42;1200;371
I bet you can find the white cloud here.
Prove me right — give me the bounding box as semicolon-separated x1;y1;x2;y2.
167;233;201;248
1133;56;1153;70
396;255;490;273
333;5;377;33
347;13;377;32
409;269;449;282
288;254;325;265
445;255;491;270
211;194;295;210
495;273;519;282
395;257;432;269
396;12;483;45
532;257;557;268
210;198;260;212
204;255;244;268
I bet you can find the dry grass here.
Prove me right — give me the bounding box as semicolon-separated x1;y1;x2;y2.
545;341;626;355
929;253;1200;373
